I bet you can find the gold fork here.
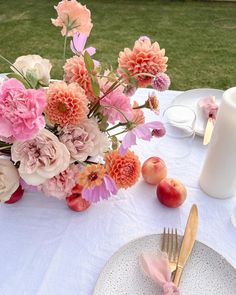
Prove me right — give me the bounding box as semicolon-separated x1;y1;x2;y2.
161;227;179;273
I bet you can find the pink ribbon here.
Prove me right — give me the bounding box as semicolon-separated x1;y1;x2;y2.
140;253;180;295
198;96;218;119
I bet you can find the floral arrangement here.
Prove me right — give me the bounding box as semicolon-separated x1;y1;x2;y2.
0;0;170;211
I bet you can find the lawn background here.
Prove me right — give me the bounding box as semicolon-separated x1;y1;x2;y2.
0;0;235;90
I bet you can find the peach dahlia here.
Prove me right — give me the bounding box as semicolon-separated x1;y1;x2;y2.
105;150;141;189
118;38;168;87
45;81;89;126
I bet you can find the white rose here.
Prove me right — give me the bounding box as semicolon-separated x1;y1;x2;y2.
11;129;70;185
0;159;20;202
11;55;52;86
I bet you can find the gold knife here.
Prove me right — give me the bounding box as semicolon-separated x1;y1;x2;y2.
174;204;198;287
203;96;215;145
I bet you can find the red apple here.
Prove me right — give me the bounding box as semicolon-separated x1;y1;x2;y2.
66;185;91;212
156;178;187;208
5;185;24;204
142;157;167;185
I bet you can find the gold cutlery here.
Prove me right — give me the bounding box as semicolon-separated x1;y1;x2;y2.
203;96;215;145
162;227;179;273
174;204;198;286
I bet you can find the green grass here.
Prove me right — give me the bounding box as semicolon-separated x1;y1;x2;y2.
0;0;235;90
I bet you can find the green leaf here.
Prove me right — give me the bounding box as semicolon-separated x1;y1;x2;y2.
25;69;39;88
111;136;118;150
98;115;109;132
128;76;138;87
84;51;94;74
119;67;130;77
91;74;100;97
6;72;30;88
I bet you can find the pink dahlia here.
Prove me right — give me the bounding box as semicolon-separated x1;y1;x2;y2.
64;55;96;102
100;89;133;124
0;78;46;142
118;38;168;87
51;0;93;37
38;164;80;200
152;73;171;92
45;81;89;126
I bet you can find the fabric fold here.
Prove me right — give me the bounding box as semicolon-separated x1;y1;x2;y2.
139;252;180;295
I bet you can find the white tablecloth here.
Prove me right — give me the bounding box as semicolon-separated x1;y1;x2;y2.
0;89;236;295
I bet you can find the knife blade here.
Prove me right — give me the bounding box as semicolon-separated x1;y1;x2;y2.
174;204;198;287
203;96;216;145
203;117;214;145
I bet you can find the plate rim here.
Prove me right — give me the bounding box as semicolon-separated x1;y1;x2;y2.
93;233;236;294
171;88;224;136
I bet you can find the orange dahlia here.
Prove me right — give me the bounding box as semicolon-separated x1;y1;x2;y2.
118;38;168;87
45;81;89;126
78;164;106;189
63;55;95;102
105;150;141;189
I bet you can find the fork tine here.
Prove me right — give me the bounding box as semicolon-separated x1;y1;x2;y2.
167;228;170;259
162;227;166;252
174;228;178;262
170;228;174;261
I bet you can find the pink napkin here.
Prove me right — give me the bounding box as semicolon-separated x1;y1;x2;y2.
198;96;218;119
140;252;180;295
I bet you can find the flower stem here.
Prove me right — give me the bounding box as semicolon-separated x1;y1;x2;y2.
108;130;127;137
0;54;33;88
133;104;145;109
0;146;11;151
105;122;126;132
63;33;68;62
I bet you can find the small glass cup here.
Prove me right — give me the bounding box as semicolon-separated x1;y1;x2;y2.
158;105;196;158
156;105;196;181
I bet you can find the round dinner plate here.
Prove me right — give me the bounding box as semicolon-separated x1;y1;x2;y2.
93;234;236;295
171;88;224;136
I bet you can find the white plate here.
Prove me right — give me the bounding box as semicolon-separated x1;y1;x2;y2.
171;88;224;136
93;234;236;295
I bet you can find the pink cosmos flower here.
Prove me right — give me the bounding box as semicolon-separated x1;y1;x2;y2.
100;89;134;124
82;175;118;203
152;73;171;92
0;78;46;143
38;164;80;200
119;121;165;155
70;32;100;67
51;0;93;37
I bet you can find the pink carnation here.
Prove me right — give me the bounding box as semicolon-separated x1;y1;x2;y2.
38;164;80;200
51;0;93;37
118;38;168;87
0;78;46;142
100;89;133;124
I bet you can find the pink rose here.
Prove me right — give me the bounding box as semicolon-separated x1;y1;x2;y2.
0;78;46;143
0;159;20;202
38;164;80;199
51;0;93;37
58;119;109;162
11;129;70;185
